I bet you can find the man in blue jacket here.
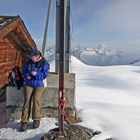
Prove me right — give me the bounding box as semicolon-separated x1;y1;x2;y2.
20;49;50;131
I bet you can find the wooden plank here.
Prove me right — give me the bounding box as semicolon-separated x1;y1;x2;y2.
0;57;17;62
0;56;16;62
0;48;16;52
0;61;23;73
0;70;10;76
0;59;16;66
0;73;8;80
0;70;9;75
1;45;15;48
0;53;16;56
0;61;14;66
0;47;14;50
0;79;8;88
0;67;13;75
0;41;15;50
0;42;11;45
0;77;7;82
0;58;16;63
0;50;16;54
0;67;13;76
0;53;12;56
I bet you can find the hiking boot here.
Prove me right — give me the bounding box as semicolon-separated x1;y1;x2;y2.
20;122;28;131
33;120;40;129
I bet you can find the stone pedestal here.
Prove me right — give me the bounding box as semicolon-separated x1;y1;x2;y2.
6;72;76;122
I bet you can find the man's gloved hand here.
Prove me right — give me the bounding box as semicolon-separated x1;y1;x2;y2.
31;71;37;76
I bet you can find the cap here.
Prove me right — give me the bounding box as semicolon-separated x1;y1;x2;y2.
29;49;40;57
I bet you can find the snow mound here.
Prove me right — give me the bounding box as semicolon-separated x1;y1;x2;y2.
71;57;140;140
71;56;87;67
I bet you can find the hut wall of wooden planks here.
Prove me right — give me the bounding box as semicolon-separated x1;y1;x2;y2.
0;16;36;88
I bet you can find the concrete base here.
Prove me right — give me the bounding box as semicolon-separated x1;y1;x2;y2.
6;72;76;122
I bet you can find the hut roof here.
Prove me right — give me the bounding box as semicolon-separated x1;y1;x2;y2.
0;15;36;51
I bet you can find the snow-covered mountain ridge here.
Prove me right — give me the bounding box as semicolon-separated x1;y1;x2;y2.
72;43;140;66
45;43;140;66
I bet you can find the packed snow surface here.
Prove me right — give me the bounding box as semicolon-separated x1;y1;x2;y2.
71;56;140;140
1;56;140;140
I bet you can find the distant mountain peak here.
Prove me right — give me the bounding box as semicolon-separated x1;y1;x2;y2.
97;43;108;50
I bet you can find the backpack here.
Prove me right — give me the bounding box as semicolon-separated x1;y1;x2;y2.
8;66;24;90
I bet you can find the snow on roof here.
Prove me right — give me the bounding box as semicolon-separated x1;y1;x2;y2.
0;16;16;30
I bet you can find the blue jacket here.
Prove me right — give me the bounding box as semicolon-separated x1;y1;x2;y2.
23;57;50;87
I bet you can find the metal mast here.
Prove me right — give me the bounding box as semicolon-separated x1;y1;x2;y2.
42;0;52;56
58;0;65;133
55;0;60;72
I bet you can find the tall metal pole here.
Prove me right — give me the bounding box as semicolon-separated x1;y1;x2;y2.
55;0;60;72
42;0;52;56
58;0;65;133
64;0;70;73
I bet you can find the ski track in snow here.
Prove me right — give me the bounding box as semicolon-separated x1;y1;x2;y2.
0;56;140;140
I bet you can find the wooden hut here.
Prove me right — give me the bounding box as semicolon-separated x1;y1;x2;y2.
0;15;36;88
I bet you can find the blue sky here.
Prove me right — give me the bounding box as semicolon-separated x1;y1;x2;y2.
0;0;140;52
